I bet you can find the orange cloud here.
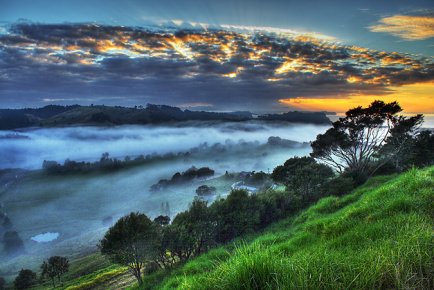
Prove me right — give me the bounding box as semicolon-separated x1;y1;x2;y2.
369;15;434;40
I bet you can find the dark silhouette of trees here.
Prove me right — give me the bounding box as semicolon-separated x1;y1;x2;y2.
151;167;215;191
13;269;37;290
379;129;434;172
196;185;216;196
408;131;434;167
311;100;423;183
99;213;159;286
211;190;261;243
155;199;216;267
153;215;170;226
41;256;69;287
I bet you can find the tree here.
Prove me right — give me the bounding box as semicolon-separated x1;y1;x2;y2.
153;215;170;226
41;256;69;287
40;261;56;288
99;212;159;285
321;176;354;197
211;190;261;243
377;114;424;171
154;225;177;268
408;131;434;168
14;269;37;290
311;100;422;182
164;199;216;263
272;157;334;201
380;129;434;172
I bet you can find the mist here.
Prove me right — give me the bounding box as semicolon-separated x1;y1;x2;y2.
0;121;329;170
0;121;329;277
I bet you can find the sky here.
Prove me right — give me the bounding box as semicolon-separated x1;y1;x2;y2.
0;0;433;113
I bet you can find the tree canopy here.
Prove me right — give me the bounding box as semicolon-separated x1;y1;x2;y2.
41;256;69;287
272;157;334;201
311;100;423;182
99;212;159;285
14;269;37;290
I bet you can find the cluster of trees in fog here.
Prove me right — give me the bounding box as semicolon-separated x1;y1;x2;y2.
42;151;193;175
40;136;307;176
98;101;434;286
150;166;214;191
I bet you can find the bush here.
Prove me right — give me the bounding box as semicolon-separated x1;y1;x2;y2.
211;190;262;243
14;269;37;290
322;176;355;197
272;157;334;202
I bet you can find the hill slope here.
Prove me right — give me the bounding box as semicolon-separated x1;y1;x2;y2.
140;167;433;289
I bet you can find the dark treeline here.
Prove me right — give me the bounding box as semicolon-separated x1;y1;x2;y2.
98;101;434;286
42;152;191;175
41;138;307;175
0;103;331;130
260;111;331;124
0;105;80;129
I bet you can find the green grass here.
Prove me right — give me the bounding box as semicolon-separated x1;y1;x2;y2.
140;167;433;289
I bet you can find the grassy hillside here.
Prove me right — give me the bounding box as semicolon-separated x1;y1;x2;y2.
137;166;433;289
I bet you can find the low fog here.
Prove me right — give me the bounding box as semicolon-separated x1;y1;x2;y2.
0;121;330;278
0;121;329;170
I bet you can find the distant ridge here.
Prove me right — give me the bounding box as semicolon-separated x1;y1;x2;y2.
0;104;331;130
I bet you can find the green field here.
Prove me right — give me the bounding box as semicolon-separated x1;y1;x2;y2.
131;166;434;289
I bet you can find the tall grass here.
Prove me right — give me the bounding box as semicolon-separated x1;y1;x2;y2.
155;167;433;289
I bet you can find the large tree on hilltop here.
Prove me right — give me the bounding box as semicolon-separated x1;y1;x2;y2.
311;100;423;181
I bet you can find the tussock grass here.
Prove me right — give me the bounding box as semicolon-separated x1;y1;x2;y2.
64;266;127;290
154;167;434;289
34;254;126;290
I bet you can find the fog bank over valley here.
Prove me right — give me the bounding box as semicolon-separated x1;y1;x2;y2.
0;121;329;275
0;121;329;170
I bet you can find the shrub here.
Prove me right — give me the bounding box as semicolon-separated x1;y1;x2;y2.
14;269;37;290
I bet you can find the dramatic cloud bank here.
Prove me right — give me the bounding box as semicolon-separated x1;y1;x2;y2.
0;22;433;110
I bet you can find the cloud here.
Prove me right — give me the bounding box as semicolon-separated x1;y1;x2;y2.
369;15;434;40
0;22;433;110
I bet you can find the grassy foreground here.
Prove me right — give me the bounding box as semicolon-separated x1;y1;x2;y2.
135;166;433;289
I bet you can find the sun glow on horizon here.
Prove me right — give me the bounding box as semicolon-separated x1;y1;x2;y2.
279;81;434;114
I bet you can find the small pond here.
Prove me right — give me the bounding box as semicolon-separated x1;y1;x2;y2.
31;232;59;243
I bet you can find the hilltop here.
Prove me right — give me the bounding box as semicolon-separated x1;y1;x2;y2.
0;104;331;130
